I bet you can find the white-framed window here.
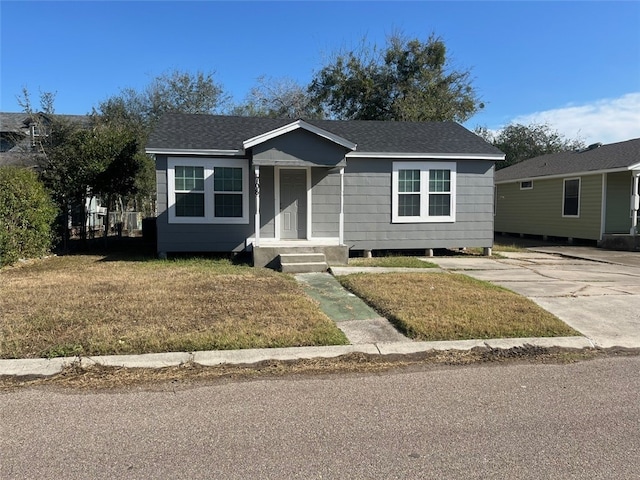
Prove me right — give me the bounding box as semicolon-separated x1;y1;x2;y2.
392;161;456;223
562;177;580;217
520;180;533;190
167;157;249;224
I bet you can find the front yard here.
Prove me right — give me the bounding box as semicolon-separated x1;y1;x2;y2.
1;252;579;360
0;255;348;359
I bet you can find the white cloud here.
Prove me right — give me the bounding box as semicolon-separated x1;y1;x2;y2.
509;93;640;145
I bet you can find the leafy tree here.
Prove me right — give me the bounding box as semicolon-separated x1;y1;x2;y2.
95;69;228;218
308;33;483;122
0;166;57;265
231;76;321;119
476;123;586;170
97;69;229;131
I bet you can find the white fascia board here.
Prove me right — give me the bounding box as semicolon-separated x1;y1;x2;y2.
495;166;632;185
346;151;505;161
145;148;241;156
243;120;357;151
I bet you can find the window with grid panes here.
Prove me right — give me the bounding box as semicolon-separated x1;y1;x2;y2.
175;166;205;217
392;162;456;223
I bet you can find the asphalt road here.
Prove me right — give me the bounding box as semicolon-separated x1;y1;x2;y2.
2;356;639;479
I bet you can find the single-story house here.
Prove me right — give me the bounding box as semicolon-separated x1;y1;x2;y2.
494;138;640;248
146;114;505;270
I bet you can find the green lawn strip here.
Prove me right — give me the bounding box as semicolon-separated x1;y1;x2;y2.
348;256;437;268
0;255;348;359
337;272;580;341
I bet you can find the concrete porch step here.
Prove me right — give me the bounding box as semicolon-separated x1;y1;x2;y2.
279;253;328;273
279;253;326;264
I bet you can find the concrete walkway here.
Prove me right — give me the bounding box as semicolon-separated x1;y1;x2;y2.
295;272;408;344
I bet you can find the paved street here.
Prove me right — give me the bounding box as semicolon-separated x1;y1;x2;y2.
433;248;640;348
2;356;639;479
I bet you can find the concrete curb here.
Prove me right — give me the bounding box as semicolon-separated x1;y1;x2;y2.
0;336;595;378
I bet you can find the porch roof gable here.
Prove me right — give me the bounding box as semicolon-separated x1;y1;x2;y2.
243;119;357;151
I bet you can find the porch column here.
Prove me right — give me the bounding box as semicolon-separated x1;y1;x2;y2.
631;171;640;235
339;167;345;245
254;166;260;246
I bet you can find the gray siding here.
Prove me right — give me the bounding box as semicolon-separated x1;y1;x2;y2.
156;155;168;214
252;129;349;166
258;166;275;238
156;152;496;253
343;158;495;250
155;154;255;253
311;168;340;237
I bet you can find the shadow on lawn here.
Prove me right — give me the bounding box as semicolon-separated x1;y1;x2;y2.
55;236;253;266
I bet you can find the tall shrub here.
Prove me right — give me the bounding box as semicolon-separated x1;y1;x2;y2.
0;166;57;266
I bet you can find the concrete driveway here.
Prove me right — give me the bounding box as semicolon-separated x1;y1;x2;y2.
432;248;640;349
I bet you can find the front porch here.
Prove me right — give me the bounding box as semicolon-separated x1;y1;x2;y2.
598;234;640;251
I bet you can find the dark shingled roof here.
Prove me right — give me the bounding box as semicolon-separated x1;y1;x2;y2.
147;113;504;156
495;138;640;182
1;112;92;167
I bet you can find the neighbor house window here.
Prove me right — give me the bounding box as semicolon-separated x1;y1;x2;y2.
168;158;249;224
520;180;533;190
563;178;580;217
392;161;456;223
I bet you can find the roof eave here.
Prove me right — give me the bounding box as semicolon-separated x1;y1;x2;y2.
145;148;243;156
495;166;635;184
346;151;505;160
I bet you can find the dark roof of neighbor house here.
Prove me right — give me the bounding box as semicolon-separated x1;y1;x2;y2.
147;113;504;156
495;138;640;182
0;112;89;131
0;112;32;131
0;112;90;167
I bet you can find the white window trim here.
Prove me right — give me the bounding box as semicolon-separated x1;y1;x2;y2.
562;177;581;218
520;180;533;190
167;157;249;224
392;161;456;223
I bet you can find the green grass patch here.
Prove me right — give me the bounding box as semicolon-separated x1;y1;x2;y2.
0;255;348;359
348;256;437;268
338;272;579;341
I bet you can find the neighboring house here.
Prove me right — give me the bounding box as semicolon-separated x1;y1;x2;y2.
0;112;106;231
494;138;640;248
0;112;88;166
0;112;47;167
146;114;505;270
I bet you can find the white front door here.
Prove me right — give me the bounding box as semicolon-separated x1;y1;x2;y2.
280;169;307;239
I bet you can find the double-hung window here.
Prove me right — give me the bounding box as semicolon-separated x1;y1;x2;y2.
392;161;456;223
174;166;205;217
562;178;580;217
168;158;249;224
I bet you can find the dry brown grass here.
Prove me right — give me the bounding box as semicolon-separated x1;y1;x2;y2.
0;255;348;359
338;272;579;341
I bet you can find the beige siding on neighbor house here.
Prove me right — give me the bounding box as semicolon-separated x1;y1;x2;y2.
495;174;603;240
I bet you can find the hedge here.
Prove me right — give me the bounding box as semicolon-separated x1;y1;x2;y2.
0;166;57;266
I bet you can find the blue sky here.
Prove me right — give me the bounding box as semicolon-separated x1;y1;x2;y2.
1;1;639;144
